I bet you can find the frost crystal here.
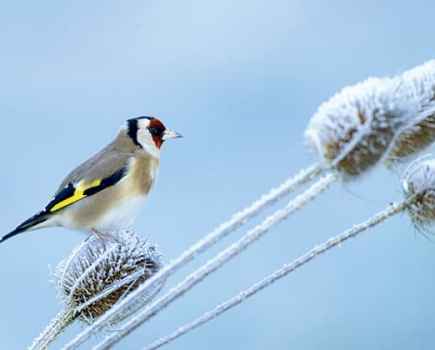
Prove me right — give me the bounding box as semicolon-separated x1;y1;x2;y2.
54;231;164;325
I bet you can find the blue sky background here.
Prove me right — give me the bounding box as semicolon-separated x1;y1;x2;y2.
1;1;435;349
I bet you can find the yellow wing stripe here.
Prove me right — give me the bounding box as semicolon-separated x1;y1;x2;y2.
49;179;102;213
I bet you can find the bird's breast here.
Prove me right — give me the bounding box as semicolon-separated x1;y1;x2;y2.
128;154;160;195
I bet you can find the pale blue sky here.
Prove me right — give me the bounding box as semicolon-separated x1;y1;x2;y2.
1;1;435;349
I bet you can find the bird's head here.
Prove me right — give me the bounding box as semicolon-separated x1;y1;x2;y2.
126;116;182;156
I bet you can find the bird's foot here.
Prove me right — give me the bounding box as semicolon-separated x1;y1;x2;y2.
91;229;120;243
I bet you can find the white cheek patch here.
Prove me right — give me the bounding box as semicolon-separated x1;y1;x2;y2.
138;132;160;158
136;119;161;158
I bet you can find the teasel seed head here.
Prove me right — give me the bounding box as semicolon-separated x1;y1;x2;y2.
54;230;164;325
387;61;435;165
402;157;435;230
305;76;418;178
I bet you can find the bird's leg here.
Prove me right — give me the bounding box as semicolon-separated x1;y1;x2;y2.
91;229;119;242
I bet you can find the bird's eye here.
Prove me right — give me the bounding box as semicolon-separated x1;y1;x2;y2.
148;127;160;136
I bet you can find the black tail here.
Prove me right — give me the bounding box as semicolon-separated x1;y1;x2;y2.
1;211;50;244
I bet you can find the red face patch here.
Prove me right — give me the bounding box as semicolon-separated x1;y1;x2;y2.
148;118;166;148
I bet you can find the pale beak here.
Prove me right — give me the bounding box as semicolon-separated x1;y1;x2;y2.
162;129;183;141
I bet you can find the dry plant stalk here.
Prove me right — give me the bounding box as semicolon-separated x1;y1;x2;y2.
141;156;435;350
92;173;337;350
62;164;324;349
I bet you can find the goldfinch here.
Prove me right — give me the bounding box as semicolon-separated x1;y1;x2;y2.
1;116;181;243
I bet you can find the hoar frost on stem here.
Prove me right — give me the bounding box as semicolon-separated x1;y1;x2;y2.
141;156;435;350
90;174;337;350
62;163;323;349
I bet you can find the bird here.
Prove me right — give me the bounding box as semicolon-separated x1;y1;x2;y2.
1;116;182;244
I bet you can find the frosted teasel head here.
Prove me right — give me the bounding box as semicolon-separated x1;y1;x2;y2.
305;76;418;178
402;157;435;230
54;230;164;325
387;61;435;164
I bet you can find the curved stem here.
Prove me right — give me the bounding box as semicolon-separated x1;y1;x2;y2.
141;198;412;350
29;309;76;350
63;163;322;350
93;173;336;350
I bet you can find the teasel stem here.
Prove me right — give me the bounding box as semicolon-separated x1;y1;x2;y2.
141;196;415;350
29;309;77;350
62;163;323;349
92;173;337;350
65;60;435;349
